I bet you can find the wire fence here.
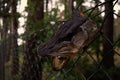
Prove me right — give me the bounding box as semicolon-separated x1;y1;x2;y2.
0;0;120;80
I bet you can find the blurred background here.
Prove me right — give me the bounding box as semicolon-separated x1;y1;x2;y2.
0;0;120;80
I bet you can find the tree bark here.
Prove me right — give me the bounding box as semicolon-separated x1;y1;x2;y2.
0;0;8;80
0;21;5;80
11;0;19;76
69;0;74;16
21;0;44;80
102;0;114;68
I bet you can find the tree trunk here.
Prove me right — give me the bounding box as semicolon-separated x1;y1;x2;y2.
102;0;114;68
21;0;44;80
0;20;5;80
0;0;8;79
0;0;3;79
69;0;74;16
11;0;19;76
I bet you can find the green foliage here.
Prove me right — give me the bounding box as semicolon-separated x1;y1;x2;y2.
25;1;36;16
21;0;120;80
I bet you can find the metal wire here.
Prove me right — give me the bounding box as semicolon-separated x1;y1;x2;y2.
0;0;120;80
